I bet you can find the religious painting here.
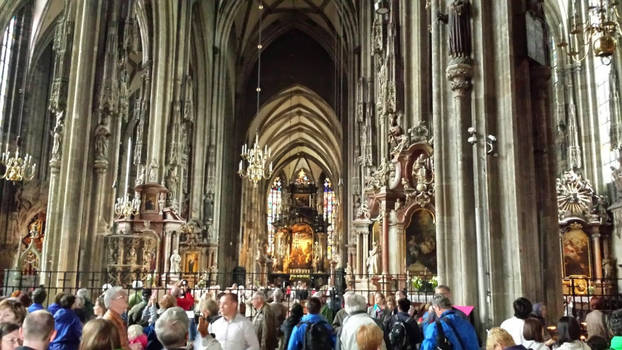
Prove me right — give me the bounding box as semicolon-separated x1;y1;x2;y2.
294;194;310;207
145;192;158;212
289;224;313;268
405;209;437;274
184;252;199;273
562;224;591;278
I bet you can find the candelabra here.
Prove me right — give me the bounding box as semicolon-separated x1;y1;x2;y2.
114;193;141;219
239;134;273;187
1;138;36;183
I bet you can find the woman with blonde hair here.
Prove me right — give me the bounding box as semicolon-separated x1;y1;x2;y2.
79;319;120;350
486;327;528;350
356;324;384;350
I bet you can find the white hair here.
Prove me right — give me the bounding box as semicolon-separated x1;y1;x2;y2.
103;286;125;308
344;292;367;314
76;288;89;299
272;288;283;302
128;324;144;340
155;307;189;348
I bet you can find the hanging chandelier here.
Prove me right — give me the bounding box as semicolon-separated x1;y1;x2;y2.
239;0;273;187
557;0;621;64
1;137;36;183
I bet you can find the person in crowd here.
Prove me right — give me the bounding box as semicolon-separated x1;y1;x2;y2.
79;319;120;350
531;303;547;326
128;289;151;326
155;307;190;350
195;303;223;350
27;288;46;313
333;307;349;336
0;300;26;324
72;296;86;324
209;293;259;350
171;281;194;311
19;310;57;350
198;297;220;324
287;297;335;350
585;297;610;340
383;297;420;350
270;289;287;333
92;297;106;319
321;291;341;325
340;292;385;350
129;281;144;310
609;308;622;350
48;293;64;317
356;324;384;350
251;291;278;350
586;336;609;350
75;290;94;322
395;290;407;301
522;317;548;350
1;323;21;350
50;295;82;350
103;286;129;350
500;297;533;346
280;303;303;350
367;293;386;321
486;327;528;350
143;293;176;350
128;325;148;350
556;316;591;350
421;285;467;332
383;295;396;322
420;294;479;350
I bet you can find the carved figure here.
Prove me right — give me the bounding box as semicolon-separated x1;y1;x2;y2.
366;241;381;275
128;246;137;265
448;0;472;59
169;250;181;274
51;112;64;161
94;125;111;161
603;258;616;279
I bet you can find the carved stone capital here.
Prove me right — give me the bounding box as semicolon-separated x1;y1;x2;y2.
446;62;473;96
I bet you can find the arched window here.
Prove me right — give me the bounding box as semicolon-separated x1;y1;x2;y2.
323;177;336;260
267;177;282;254
0;16;17;133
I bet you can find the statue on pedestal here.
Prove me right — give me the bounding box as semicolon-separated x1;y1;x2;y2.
367;241;381;275
169;250;181;274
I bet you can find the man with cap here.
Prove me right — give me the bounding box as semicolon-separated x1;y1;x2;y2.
129;280;144;310
128;288;152;326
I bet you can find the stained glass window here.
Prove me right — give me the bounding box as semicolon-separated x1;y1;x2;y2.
0;17;17;134
267;177;282;254
323;177;336;260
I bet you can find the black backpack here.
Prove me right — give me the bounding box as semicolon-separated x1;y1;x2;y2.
301;320;332;350
388;316;420;350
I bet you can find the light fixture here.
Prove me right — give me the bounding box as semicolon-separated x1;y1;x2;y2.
374;0;390;15
557;0;621;64
114;193;141;219
1;137;36;183
239;0;273;187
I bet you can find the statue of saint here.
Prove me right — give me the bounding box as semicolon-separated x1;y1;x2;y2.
169;250;181;274
366;241;381;275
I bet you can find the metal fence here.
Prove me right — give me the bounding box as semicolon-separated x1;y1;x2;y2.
562;277;622;321
1;269;438;314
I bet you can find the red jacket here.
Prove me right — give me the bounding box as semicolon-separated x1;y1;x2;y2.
176;291;195;311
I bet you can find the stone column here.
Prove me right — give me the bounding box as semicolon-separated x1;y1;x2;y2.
381;204;390;275
55;0;103;281
591;228;603;280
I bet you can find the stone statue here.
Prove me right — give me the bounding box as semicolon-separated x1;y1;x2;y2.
448;0;472;59
603;258;616;279
366;241;381;275
51;112;64;162
94;124;111;161
345;263;353;277
169;250;181;274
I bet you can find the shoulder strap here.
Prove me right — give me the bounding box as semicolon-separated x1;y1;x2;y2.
435;319;446;345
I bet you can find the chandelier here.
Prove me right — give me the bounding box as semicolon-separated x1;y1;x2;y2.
114;193;141;219
239;133;273;187
239;0;273;187
1;137;36;183
557;0;621;64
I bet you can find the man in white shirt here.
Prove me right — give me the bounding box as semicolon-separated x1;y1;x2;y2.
210;293;260;350
500;297;533;345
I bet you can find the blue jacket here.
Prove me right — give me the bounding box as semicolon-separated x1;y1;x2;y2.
50;309;82;350
48;303;61;316
287;313;335;350
420;310;479;350
27;303;44;313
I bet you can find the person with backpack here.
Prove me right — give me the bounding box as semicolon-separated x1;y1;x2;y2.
340;292;386;350
287;297;335;350
383;298;421;350
420;294;479;350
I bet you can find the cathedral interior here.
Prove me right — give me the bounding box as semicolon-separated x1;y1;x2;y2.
1;0;622;329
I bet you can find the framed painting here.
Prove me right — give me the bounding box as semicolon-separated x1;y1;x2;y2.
184;252;199;273
405;209;437;274
561;225;591;278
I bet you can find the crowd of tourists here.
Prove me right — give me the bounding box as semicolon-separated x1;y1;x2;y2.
0;281;621;350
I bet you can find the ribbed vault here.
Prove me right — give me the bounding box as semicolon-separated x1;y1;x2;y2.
247;84;342;183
